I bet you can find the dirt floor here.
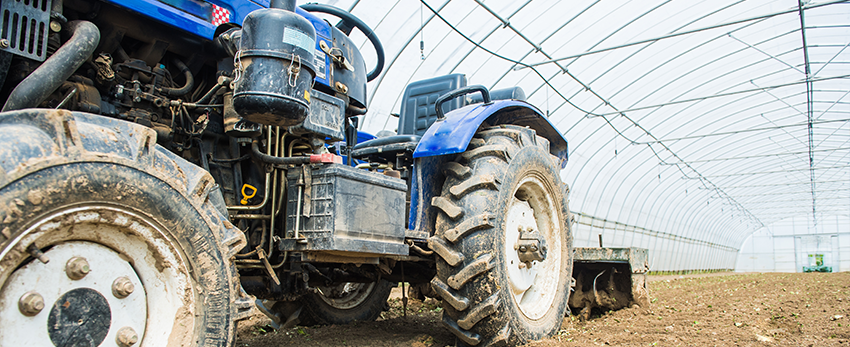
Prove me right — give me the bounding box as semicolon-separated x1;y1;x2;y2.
235;272;850;346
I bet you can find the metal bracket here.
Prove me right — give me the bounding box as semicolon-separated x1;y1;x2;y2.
516;227;547;264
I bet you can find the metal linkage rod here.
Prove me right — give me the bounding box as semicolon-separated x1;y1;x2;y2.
813;40;850;77
700;180;848;189
518;0;849;68
716;190;850;198
659;147;850;163
638;118;850;144
451;0;765;229
728;33;805;74
798;0;817;230
587;74;849;118
745;203;850;210
695;164;850;178
572;211;739;252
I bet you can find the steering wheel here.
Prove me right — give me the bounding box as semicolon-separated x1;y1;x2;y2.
300;4;385;82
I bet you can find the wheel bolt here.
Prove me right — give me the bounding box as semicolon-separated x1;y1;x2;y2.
65;257;91;280
112;277;135;298
116;326;138;346
18;291;45;316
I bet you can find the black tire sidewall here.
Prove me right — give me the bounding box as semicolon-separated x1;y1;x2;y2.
0;162;233;347
300;279;393;325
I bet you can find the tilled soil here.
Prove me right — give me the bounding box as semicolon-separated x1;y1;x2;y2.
236;272;850;346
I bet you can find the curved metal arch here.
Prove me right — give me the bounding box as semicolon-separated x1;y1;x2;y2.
342;0;850;271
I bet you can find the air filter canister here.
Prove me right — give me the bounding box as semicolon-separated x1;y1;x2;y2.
233;6;317;126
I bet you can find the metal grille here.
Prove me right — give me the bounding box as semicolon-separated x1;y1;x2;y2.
0;0;51;61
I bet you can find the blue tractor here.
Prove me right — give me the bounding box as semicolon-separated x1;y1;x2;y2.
0;0;574;345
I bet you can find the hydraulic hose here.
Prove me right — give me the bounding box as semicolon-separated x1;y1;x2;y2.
2;20;100;112
251;141;340;166
251;141;311;165
160;58;194;97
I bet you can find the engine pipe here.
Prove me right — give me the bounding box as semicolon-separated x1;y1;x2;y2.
2;21;100;112
251;141;342;166
160;58;194;97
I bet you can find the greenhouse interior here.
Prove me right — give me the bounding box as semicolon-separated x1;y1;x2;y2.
1;0;849;346
307;0;850;273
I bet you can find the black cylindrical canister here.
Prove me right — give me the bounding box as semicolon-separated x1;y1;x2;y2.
233;7;316;126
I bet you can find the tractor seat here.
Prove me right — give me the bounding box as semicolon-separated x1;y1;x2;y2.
350;74;467;163
350;73;527;164
350;134;421;159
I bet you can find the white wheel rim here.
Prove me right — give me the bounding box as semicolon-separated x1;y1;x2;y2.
504;174;562;320
0;205;195;346
316;282;376;310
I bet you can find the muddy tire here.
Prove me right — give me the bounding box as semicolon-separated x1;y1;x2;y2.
298;280;393;326
429;125;572;346
0;110;250;346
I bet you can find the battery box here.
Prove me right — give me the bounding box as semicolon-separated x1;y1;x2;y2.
281;163;408;257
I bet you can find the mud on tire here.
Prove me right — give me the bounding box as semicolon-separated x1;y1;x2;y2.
429;125;572;346
0;110;251;346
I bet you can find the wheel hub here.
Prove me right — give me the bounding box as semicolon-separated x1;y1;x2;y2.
506;201;540;296
47;288;112;346
504;175;563;320
0;242;147;346
516;226;548;264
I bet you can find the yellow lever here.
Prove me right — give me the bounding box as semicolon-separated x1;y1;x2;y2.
240;184;257;205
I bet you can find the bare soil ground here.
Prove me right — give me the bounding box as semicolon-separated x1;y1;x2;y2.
236;272;850;346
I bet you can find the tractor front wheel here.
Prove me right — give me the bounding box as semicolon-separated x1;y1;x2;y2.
0;110;249;346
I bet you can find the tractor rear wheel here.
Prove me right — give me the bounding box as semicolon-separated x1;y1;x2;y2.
429;125;572;346
0;110;250;346
264;279;392;328
299;279;393;325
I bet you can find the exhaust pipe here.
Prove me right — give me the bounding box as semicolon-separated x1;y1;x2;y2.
2;20;101;112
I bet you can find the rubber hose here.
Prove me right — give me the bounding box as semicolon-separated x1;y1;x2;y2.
2;20;100;112
251;141;311;165
160;58;194;97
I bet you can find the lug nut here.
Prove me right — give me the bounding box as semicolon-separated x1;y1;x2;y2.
116;326;138;347
65;257;90;280
112;277;135;298
18;291;45;316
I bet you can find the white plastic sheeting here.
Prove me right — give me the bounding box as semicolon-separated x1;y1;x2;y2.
302;0;850;271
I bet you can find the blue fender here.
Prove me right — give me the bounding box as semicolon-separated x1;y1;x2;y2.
412;100;568;166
